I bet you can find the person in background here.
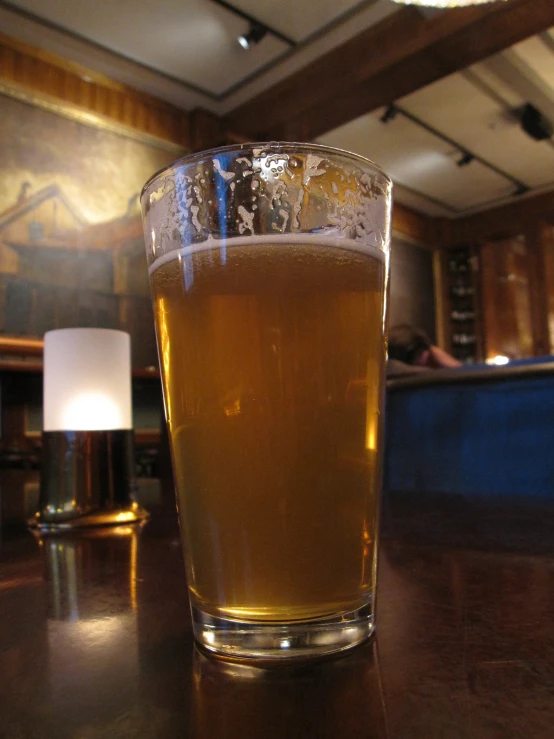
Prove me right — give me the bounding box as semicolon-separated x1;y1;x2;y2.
387;324;462;377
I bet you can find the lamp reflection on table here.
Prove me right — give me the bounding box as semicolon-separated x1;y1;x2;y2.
36;523;145;728
191;640;389;739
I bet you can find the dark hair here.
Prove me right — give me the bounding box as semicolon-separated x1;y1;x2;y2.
388;325;431;365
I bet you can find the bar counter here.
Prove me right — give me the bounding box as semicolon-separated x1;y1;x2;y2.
1;500;554;739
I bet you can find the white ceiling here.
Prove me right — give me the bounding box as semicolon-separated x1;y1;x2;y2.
1;0;389;102
1;0;554;218
319;106;516;215
5;0;288;96
231;0;367;42
515;31;554;91
319;28;554;218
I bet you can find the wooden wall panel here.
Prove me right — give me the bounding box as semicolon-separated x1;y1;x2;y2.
455;191;554;244
0;33;190;148
541;225;554;354
446;195;554;360
480;237;534;360
525;222;550;356
392;203;435;247
433;250;450;351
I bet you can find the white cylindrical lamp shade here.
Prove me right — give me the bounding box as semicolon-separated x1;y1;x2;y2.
44;329;132;432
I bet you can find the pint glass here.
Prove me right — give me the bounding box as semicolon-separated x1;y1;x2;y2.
141;144;392;660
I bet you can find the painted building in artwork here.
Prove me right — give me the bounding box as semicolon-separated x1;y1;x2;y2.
0;183;155;365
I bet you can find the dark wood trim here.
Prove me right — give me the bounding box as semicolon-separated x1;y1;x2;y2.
453;190;554;243
0;361;43;374
0;337;43;356
0;357;160;380
471;245;486;363
433;250;450;351
8;429;160;445
134;430;161;445
525;222;550;357
189;108;229;151
392;203;436;247
225;0;554;141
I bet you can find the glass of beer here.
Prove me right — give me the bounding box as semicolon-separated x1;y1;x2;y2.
141;143;392;661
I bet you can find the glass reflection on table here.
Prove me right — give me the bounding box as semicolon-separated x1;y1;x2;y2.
191;639;388;739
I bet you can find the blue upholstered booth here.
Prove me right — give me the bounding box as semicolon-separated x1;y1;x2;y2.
384;358;554;500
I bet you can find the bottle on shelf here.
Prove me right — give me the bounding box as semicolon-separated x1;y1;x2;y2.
451;310;476;322
451;284;474;298
452;333;476;346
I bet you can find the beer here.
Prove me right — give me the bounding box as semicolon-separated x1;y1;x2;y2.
150;235;386;623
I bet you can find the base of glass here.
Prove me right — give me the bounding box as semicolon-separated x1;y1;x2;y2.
192;602;374;663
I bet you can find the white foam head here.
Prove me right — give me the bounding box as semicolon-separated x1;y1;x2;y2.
148;233;386;277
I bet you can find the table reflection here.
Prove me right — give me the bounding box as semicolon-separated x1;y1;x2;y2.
191;641;388;739
38;523;143;620
36;524;145;731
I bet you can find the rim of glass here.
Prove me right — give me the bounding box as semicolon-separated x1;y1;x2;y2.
141;141;392;199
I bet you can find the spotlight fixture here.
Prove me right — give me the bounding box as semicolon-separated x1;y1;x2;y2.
457;152;474;167
520;103;553;142
380;104;398;124
238;22;267;50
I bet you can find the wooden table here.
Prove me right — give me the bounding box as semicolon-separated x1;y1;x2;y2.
1;502;554;739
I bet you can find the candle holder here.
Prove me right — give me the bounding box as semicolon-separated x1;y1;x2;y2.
29;329;149;530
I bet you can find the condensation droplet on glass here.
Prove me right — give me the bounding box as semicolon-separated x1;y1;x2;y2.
252;180;260;190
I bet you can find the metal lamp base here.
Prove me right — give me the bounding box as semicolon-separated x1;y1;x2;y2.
29;430;150;531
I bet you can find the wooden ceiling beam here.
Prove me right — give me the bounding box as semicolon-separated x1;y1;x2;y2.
225;0;554;142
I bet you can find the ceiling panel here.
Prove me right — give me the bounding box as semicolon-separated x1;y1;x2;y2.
231;0;370;43
318;109;515;212
399;73;554;189
464;65;525;109
512;32;554;91
8;0;289;95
